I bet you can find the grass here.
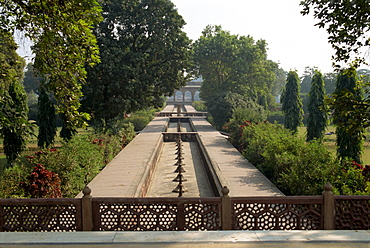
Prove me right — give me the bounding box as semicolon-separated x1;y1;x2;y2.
298;126;370;165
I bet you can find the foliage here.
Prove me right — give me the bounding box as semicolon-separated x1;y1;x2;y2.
0;0;103;131
20;163;62;198
193;25;278;127
228;122;369;195
301;0;370;67
267;111;285;125
2;82;31;167
306;70;327;141
82;0;192;124
37;86;57;148
27;129;134;197
0;30;33;167
192;101;207;111
330;68;364;163
0;164;28;198
123;109;156;132
281;71;303;133
22;63;42;94
300;66;316;94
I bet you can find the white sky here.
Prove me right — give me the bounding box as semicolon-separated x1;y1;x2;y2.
16;0;369;76
171;0;340;75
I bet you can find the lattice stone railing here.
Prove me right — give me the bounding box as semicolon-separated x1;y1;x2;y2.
1;184;369;232
91;198;221;231
0;199;81;231
232;197;322;230
335;196;370;230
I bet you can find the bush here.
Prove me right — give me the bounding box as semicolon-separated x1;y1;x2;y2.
192;101;207;111
0;164;28;198
20;163;62;198
235;122;369;195
123;109;156;131
267;111;285;124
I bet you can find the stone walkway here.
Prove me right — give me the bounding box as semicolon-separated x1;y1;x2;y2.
1;230;369;247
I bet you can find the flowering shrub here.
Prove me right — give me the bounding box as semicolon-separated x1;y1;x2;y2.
20;163;61;198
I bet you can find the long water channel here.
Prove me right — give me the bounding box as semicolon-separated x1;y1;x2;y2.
146;118;215;197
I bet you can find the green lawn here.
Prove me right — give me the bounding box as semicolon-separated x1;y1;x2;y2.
298;126;370;165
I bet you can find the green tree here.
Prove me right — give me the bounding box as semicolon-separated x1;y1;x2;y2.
22;63;42;95
0;0;103;131
0;30;32;167
281;71;303;133
306;70;327;141
193;25;277;127
37;86;57;148
301;0;370;67
323;72;337;95
82;0;192;125
300;66;316;94
331;68;364;163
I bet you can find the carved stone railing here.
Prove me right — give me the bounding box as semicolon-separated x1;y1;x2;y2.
1;184;369;231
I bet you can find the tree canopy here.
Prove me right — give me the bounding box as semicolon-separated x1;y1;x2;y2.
193;25;279;127
0;30;31;167
0;0;103;130
301;0;370;67
281;71;303;134
82;0;192;123
306;70;327;141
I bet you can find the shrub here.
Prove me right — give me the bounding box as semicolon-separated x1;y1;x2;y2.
0;164;28;198
20;163;61;198
192;101;207;111
236;122;369;195
123;109;156;131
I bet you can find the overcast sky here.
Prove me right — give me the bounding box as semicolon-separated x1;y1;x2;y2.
171;0;338;75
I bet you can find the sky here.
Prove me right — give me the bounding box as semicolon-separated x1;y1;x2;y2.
170;0;337;75
16;0;369;76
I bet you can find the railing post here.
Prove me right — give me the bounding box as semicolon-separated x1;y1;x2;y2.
221;186;232;230
82;186;93;231
322;183;335;230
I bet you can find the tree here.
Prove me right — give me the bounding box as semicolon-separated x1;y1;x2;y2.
0;30;31;167
37;86;57;148
82;0;192;125
193;25;278;127
306;70;327;141
281;71;303;133
0;0;103;131
301;0;370;67
331;68;364;163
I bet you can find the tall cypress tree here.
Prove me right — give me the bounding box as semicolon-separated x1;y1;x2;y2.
281;71;303;134
307;70;327;141
333;68;363;163
37;86;57;148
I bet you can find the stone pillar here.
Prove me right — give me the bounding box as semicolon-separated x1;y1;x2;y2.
322;183;335;230
82;186;93;231
177;104;182;116
221;186;232;230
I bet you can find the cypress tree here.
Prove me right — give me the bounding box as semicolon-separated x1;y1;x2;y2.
333;68;363;163
307;70;327;141
3;82;29;167
281;71;303;134
37;86;57;148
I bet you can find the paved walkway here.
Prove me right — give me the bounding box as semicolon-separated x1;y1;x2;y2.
191;117;283;196
0;230;369;247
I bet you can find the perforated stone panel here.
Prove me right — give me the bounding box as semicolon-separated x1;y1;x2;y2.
335;198;370;229
1;205;78;231
233;202;321;230
98;203;177;231
184;203;220;230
